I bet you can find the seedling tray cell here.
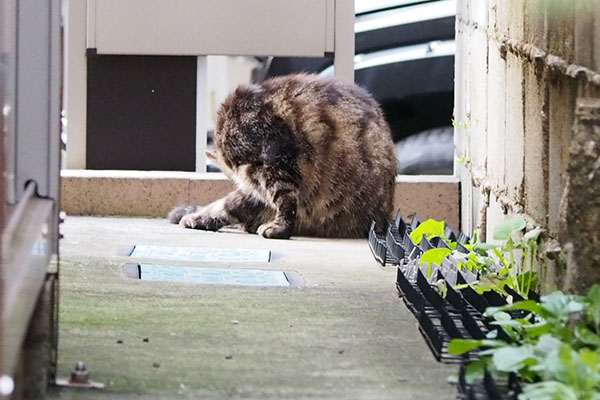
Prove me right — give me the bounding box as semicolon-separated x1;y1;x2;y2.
431;236;452;250
386;224;405;263
417;308;467;364
410;214;421;231
403;230;423;260
444;225;457;242
396;267;427;316
368;221;398;266
457;365;519;400
456;242;471;254
457;231;471;244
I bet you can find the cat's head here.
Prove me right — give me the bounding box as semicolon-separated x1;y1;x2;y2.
217;84;264;130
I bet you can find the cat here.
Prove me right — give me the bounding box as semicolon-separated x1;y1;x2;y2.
168;73;397;239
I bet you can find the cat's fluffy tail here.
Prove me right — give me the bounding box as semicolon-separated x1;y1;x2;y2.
167;205;200;224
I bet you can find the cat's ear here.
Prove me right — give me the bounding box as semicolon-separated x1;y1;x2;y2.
205;150;218;163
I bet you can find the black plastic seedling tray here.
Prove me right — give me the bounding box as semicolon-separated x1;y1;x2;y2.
376;209;534;400
368;221;398;266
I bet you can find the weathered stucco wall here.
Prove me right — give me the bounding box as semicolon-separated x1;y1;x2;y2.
455;0;600;293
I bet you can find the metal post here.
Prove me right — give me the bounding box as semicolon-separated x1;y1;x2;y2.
64;0;88;170
334;0;355;83
196;56;208;173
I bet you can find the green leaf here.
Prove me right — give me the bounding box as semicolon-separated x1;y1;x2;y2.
540;292;584;319
493;218;526;241
586;284;600;332
492;345;534;372
473;243;499;254
463;358;487;384
579;348;600;369
492;345;535;372
575;326;600;348
448;339;504;355
519;381;579;400
419;248;453;277
409;219;446;245
490;319;528;329
448;339;483;355
434;279;448;299
523;227;542;242
533;334;563;356
494;311;512;321
523;322;552;339
485;300;552;319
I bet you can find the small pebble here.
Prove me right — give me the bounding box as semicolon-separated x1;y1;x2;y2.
152;362;160;368
338;349;345;354
116;339;123;344
231;320;239;325
143;337;149;343
225;354;233;360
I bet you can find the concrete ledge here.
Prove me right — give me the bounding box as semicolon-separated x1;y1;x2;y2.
61;170;460;230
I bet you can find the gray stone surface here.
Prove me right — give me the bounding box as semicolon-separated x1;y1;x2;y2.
49;216;455;399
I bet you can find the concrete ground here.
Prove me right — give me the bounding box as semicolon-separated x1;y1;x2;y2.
49;216;455;400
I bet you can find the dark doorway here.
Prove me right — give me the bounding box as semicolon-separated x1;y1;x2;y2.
87;54;197;171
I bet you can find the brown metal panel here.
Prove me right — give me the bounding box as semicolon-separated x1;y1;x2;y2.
0;0;16;385
86;54;197;171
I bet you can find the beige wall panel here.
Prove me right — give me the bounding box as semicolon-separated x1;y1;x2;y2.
90;0;331;57
455;0;600;290
464;184;479;235
468;0;487;27
507;0;525;40
546;0;575;63
485;195;506;244
455;1;474;233
595;12;600;70
523;0;547;50
504;53;525;203
547;79;576;235
574;0;596;68
485;39;507;189
457;0;468;22
490;0;509;36
522;65;548;226
467;29;488;173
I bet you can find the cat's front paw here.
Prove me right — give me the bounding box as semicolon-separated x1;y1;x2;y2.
257;221;292;239
179;213;223;231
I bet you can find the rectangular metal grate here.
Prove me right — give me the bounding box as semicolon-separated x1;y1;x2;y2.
128;244;271;263
135;264;291;287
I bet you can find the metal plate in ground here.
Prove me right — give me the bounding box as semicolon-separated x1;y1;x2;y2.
125;244;271;263
123;263;304;287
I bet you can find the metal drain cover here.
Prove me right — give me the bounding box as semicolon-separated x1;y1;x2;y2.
123;264;303;287
124;244;271;263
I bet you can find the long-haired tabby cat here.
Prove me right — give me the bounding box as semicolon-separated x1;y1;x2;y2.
168;73;396;239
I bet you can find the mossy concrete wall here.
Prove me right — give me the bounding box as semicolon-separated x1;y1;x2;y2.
455;0;600;293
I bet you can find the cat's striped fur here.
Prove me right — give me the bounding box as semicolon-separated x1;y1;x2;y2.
168;73;397;239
